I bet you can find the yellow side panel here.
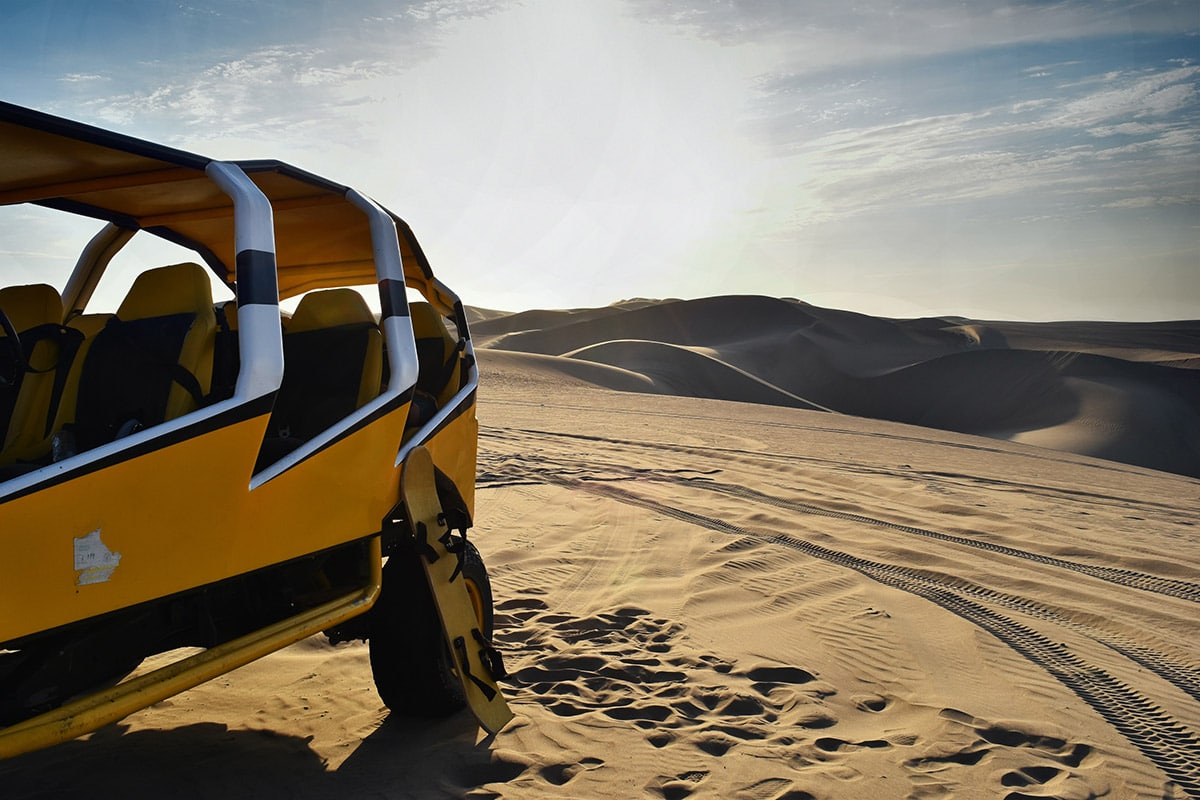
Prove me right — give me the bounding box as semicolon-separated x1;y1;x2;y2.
425;406;479;520
0;404;411;643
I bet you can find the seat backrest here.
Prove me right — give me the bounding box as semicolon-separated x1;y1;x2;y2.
409;302;463;406
0;283;62;336
262;288;382;446
70;263;216;452
0;283;67;462
209;301;240;403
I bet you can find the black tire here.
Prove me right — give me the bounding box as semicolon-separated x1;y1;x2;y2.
369;538;494;717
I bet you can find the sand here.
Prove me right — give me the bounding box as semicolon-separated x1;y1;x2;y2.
2;298;1198;798
477;297;1200;479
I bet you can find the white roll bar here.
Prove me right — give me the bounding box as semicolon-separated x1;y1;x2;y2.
204;161;284;403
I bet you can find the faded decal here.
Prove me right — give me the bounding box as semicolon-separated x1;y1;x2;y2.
74;529;121;586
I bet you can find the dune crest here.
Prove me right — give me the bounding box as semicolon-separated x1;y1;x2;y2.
481;295;1200;477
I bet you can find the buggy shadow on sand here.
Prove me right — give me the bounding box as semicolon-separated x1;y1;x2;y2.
0;102;510;758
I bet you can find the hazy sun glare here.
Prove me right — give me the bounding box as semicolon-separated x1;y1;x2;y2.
1;0;1195;320
355;1;781;309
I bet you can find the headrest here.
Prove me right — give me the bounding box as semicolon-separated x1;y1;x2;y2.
118;262;214;321
288;289;375;333
409;301;452;341
0;283;63;332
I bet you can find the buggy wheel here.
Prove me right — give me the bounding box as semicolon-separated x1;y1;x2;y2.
369;538;494;717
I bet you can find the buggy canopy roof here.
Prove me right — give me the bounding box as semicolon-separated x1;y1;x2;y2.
0;101;435;301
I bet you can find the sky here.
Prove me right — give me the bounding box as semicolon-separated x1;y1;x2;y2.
1;0;1197;321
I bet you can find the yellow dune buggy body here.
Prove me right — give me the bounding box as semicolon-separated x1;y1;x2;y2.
0;102;504;758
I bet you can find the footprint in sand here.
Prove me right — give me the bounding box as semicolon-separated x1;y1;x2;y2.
744;666;817;684
1001;764;1065;788
493;598;843;797
814;736;892;754
497;599;829;754
735;778;817;800
540;756;604;786
915;708;1104;798
647;769;709;800
852;694;891;713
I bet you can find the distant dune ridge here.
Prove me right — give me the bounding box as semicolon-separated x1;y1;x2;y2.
475;295;1200;477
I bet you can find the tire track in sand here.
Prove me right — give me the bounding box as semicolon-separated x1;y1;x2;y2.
479;440;1200;604
666;476;1200;604
481;420;1192;514
530;472;1200;797
657;475;1200;706
479;448;1200;706
481;399;1162;481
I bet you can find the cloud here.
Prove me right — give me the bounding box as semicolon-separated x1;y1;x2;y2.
1058;65;1199;126
1103;194;1200;209
22;1;518;126
58;3;486;152
631;0;1199;70
78;47;347;133
728;23;1200;244
58;73;107;83
396;0;516;22
1022;60;1083;76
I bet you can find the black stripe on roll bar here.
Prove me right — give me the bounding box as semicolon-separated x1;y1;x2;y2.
379;278;409;320
235;249;279;307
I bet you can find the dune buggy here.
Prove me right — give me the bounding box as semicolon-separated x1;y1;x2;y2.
0;101;510;758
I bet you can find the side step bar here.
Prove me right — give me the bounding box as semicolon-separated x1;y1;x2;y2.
0;536;382;760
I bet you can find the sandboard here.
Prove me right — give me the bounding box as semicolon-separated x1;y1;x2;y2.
400;446;513;735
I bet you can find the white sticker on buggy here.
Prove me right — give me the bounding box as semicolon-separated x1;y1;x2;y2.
74;529;121;585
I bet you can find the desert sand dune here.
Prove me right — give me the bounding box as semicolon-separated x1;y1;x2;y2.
470;298;669;341
471;307;627;340
561;339;829;410
474;349;658;395
486;296;1200;477
2;301;1198;799
979;319;1200;367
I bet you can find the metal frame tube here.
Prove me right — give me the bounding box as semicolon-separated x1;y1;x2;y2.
204;161;283;403
345;188;419;395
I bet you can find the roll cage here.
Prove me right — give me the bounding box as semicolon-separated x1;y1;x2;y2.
0;100;478;501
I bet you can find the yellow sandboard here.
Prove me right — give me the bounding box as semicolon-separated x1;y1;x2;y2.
401;446;513;735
